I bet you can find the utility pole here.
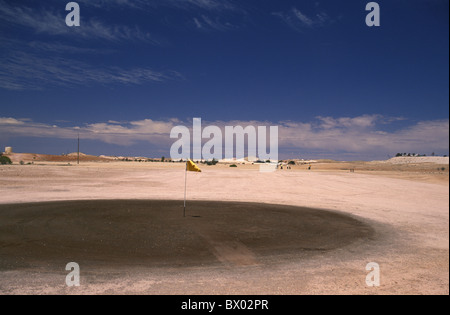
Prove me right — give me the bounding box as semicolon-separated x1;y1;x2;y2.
77;133;80;165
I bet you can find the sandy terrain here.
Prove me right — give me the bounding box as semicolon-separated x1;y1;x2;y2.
0;161;448;295
4;152;112;164
384;156;449;165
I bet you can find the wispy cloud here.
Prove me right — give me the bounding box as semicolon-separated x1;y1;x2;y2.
292;8;314;27
77;0;237;11
27;41;116;55
1;116;448;159
0;51;182;91
0;1;156;43
76;0;146;10
76;0;242;32
173;0;237;11
193;15;237;32
0;2;174;91
273;7;333;31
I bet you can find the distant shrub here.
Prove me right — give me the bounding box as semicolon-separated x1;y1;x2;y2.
288;161;296;165
206;159;218;166
0;156;12;165
20;161;25;165
230;164;237;168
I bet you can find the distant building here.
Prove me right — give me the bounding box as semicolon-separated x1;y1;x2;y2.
4;147;12;154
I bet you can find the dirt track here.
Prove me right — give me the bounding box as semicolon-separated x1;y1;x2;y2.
0;162;448;295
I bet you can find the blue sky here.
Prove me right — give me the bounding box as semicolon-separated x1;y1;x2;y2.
0;0;448;160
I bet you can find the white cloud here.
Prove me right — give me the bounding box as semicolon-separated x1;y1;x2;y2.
0;117;180;146
277;117;449;157
316;115;381;129
0;118;25;125
1;116;448;159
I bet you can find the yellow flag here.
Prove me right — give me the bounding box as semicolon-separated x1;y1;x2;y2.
187;160;202;172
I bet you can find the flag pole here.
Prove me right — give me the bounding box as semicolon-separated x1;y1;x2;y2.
184;160;187;217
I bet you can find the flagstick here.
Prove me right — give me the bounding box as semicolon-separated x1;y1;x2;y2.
184;160;187;217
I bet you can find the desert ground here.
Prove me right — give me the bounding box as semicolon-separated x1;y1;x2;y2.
0;158;448;295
